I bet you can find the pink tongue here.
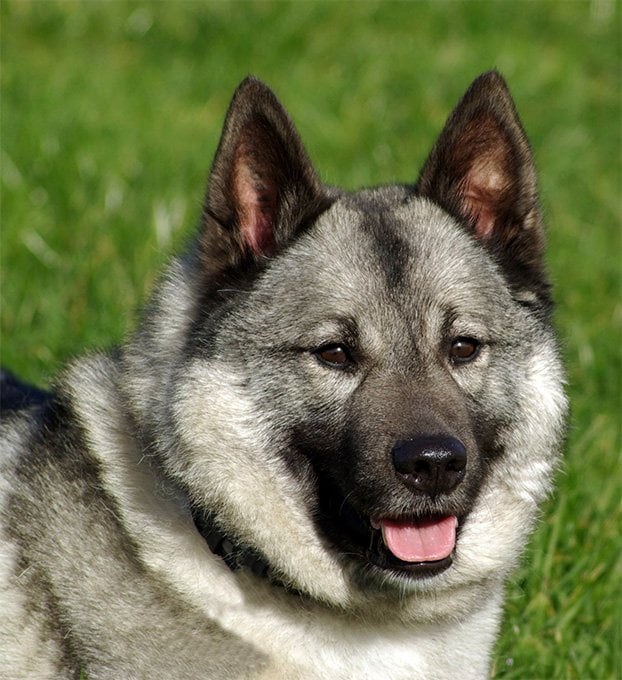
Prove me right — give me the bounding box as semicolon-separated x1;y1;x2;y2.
380;516;457;562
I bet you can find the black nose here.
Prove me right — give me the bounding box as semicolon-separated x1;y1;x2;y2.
391;435;467;496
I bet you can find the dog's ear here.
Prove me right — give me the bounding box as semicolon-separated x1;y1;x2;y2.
416;72;546;284
200;77;327;271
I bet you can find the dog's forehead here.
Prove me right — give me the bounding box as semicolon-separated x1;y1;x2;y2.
247;192;512;348
304;194;498;300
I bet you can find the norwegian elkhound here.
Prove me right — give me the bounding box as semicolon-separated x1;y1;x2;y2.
1;72;566;679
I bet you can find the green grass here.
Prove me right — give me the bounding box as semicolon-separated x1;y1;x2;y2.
2;2;619;678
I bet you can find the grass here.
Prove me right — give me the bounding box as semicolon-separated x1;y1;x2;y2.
1;2;619;678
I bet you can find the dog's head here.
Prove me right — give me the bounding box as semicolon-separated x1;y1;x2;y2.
126;74;567;616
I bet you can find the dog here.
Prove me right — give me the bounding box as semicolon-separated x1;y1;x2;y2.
0;71;567;679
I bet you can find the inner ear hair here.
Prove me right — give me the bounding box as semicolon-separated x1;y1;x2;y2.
454;116;515;238
232;121;281;256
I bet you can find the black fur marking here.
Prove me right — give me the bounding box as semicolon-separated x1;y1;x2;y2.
360;212;411;291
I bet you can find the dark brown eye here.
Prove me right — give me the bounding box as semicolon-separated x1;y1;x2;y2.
315;344;352;368
449;337;480;364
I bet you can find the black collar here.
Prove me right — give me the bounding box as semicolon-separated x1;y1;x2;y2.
191;507;278;582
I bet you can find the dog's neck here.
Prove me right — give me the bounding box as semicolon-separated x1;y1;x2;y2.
191;506;288;587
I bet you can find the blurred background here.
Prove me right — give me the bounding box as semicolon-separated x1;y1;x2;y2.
1;2;619;677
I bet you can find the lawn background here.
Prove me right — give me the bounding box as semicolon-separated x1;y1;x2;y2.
1;2;619;678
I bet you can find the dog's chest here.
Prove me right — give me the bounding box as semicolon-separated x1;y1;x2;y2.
216;596;494;680
240;620;424;679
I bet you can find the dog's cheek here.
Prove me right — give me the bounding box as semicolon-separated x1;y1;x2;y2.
247;353;358;442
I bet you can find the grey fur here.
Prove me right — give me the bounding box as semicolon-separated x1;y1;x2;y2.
1;72;566;679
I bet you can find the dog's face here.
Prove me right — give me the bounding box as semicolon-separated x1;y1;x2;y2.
224;194;511;573
144;74;566;613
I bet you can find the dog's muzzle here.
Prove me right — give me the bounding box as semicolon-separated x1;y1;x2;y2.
319;434;470;579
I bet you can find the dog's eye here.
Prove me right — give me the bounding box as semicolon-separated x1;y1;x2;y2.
315;344;353;369
449;337;480;364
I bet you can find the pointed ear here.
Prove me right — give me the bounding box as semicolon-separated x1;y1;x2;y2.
416;72;546;281
200;77;327;272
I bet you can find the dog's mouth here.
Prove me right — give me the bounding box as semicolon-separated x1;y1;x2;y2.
319;484;461;578
371;515;457;571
